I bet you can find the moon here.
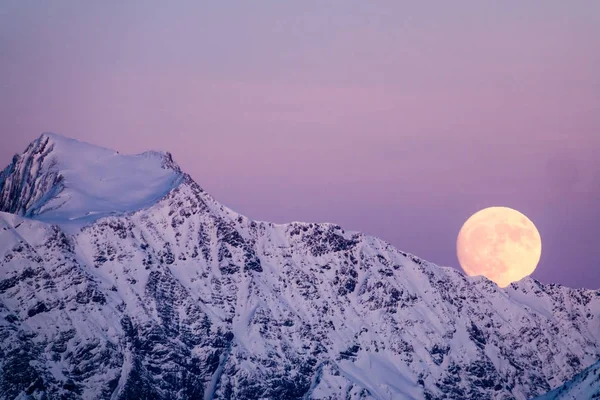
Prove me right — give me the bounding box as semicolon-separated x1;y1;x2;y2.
456;207;541;288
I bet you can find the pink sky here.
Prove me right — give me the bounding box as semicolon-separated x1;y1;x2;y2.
1;1;599;288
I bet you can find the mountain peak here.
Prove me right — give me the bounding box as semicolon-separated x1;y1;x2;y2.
0;133;184;231
34;132;118;155
39;131;71;143
40;131;86;142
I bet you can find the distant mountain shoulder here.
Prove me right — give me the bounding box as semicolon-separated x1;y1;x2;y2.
534;360;600;400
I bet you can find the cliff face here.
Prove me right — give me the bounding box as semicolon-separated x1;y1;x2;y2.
0;133;64;216
0;134;599;400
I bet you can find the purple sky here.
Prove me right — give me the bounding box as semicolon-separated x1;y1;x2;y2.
1;1;599;288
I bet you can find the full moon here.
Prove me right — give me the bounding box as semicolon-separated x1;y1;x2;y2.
457;207;542;288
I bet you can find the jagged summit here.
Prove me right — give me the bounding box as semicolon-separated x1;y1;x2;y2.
0;133;184;231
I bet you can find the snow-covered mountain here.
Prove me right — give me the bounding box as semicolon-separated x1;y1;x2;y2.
0;132;183;232
534;360;600;399
0;133;599;400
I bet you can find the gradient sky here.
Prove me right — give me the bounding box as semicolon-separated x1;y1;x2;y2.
1;1;599;288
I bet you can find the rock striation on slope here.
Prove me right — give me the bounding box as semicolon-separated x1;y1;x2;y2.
0;134;599;400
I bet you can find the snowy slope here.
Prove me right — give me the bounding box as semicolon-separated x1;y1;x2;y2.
0;132;183;232
534;360;600;399
0;134;599;400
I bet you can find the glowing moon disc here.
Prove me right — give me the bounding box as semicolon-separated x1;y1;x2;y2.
457;207;542;288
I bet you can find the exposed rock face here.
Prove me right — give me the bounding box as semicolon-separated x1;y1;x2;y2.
0;134;64;216
0;134;599;399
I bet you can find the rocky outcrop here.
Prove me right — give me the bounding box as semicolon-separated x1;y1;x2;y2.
0;134;64;216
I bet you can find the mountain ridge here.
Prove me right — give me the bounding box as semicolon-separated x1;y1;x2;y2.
0;134;598;400
534;360;600;399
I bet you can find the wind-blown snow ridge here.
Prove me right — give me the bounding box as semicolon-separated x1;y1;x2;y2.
0;132;183;232
0;134;599;400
